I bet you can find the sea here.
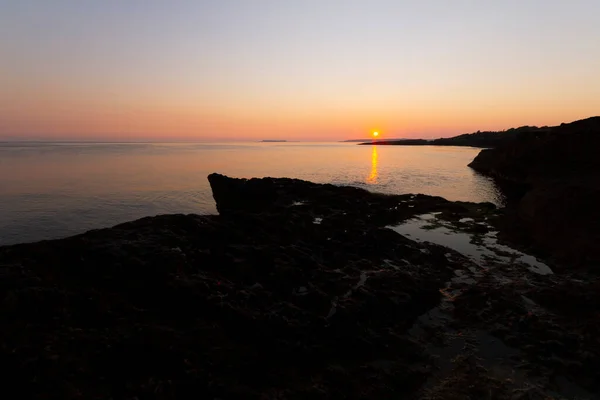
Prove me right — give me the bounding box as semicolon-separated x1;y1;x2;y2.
0;142;504;246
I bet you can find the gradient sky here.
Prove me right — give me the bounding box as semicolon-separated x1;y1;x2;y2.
1;0;599;141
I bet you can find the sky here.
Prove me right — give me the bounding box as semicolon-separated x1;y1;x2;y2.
1;0;599;141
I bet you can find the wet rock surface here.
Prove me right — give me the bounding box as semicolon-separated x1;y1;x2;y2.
1;174;598;399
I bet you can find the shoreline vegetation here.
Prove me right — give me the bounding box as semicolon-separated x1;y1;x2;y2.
1;117;599;398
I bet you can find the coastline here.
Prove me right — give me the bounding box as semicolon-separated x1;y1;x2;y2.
1;169;598;398
2;116;599;398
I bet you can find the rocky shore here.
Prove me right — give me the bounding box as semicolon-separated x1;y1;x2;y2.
1;170;598;399
469;116;600;270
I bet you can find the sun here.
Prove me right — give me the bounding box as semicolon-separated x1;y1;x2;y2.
372;131;379;138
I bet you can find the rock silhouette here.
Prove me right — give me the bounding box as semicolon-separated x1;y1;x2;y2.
1;174;598;398
469;116;600;269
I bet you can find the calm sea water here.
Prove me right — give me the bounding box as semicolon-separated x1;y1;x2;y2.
0;142;503;245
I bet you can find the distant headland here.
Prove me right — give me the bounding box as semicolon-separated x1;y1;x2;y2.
342;138;408;142
357;125;556;148
260;140;288;142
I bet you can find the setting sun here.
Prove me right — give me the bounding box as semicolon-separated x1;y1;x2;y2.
372;131;379;138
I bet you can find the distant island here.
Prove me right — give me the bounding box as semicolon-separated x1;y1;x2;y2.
260;140;288;142
358;125;553;148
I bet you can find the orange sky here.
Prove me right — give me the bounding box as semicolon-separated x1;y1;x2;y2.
2;1;599;141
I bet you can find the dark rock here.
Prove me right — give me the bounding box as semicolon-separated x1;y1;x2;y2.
3;174;599;398
208;173;279;215
451;273;600;395
468;116;600;269
2;174;489;399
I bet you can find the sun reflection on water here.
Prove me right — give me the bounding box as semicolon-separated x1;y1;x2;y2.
366;145;378;184
0;142;505;245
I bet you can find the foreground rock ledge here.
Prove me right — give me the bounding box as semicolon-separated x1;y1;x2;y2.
1;174;598;399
